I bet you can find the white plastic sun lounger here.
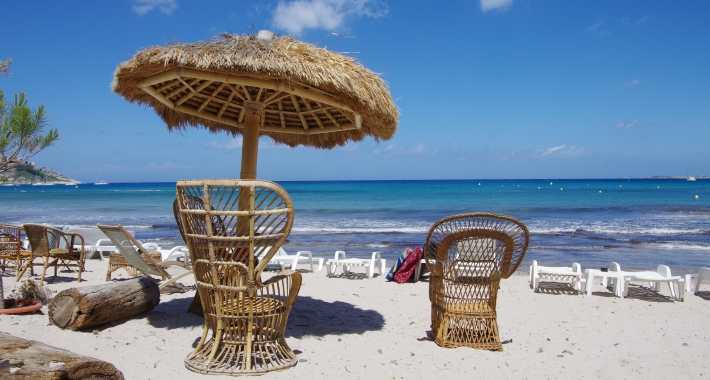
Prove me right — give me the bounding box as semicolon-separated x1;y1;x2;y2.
270;247;324;272
529;260;585;292
326;251;386;279
612;263;685;301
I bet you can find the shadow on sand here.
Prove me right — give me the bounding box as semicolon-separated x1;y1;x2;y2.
143;293;385;338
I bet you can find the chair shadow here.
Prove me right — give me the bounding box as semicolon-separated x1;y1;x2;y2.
535;281;580;295
624;284;675;303
325;273;382;280
693;291;710;301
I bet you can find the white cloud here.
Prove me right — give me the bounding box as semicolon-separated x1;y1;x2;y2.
372;143;434;156
615;120;642;130
535;145;586;158
587;18;605;32
132;0;177;16
205;138;243;150
625;79;642;87
272;0;388;34
480;0;513;12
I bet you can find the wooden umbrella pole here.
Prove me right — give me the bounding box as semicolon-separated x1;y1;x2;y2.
240;101;263;180
237;102;263;235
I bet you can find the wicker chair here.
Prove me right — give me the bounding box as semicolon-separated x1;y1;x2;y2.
0;224;32;278
424;213;529;351
177;179;301;375
20;224;86;285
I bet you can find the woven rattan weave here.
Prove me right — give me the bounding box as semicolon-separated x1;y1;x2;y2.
20;224;86;285
177;179;301;375
424;213;529;351
0;224;32;278
105;251;162;281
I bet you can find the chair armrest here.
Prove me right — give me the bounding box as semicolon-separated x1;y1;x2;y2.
261;269;303;310
334;250;346;260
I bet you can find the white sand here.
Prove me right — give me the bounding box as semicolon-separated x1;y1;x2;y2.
2;259;709;379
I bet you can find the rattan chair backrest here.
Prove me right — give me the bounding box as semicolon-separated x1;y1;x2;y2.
0;224;24;255
23;224;70;256
424;213;529;279
176;179;294;279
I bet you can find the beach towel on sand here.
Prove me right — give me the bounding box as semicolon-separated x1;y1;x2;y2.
393;247;423;284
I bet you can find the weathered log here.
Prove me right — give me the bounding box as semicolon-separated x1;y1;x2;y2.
0;331;124;379
48;277;159;330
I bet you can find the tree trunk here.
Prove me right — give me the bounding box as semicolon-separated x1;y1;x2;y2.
0;331;124;379
48;277;159;330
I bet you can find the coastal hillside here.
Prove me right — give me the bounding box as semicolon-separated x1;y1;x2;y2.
0;162;78;185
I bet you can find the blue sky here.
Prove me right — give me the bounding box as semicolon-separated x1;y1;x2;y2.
1;0;709;182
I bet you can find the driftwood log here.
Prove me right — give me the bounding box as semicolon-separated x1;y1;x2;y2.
48;277;159;330
0;331;124;379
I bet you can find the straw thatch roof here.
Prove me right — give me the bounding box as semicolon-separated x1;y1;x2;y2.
112;33;398;148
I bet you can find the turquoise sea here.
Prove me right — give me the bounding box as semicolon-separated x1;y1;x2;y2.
1;179;709;272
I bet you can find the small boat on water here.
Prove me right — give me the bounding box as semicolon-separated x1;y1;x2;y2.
687;166;696;182
95;181;109;185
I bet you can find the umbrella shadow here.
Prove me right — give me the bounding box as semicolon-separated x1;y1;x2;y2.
624;284;675;303
534;282;581;295
286;295;384;338
144;293;386;339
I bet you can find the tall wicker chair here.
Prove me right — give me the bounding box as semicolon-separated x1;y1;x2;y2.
0;224;32;278
20;224;86;285
177;179;302;375
424;213;529;351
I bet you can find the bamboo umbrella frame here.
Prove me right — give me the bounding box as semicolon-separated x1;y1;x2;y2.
112;32;399;180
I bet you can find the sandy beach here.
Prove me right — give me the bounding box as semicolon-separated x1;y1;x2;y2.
2;258;709;379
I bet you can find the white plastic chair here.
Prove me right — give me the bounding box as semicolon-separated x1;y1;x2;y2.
529;260;585;292
326;251;386;279
685;267;710;294
270;247;324;272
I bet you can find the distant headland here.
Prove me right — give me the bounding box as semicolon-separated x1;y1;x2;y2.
0;160;79;185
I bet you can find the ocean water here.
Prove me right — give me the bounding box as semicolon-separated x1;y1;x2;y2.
1;179;709;272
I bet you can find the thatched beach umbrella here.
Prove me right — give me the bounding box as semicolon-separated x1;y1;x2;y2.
112;31;398;180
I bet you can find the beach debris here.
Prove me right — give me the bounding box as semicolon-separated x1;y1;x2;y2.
614;343;619;347
299;359;308;363
411;352;415;356
537;348;544;353
0;332;124;379
562;350;573;355
48;277;159;331
338;337;342;342
683;343;689;347
505;362;509;367
378;349;382;354
92;330;100;335
153;360;160;368
502;339;513;344
410;321;416;325
557;354;564;358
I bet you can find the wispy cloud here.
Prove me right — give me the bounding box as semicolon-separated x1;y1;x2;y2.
587;18;605;32
535;145;586;158
272;0;388;34
372;143;435;157
637;14;651;25
625;79;642;87
615;120;642;130
480;0;513;12
205;138;243;150
132;0;177;16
